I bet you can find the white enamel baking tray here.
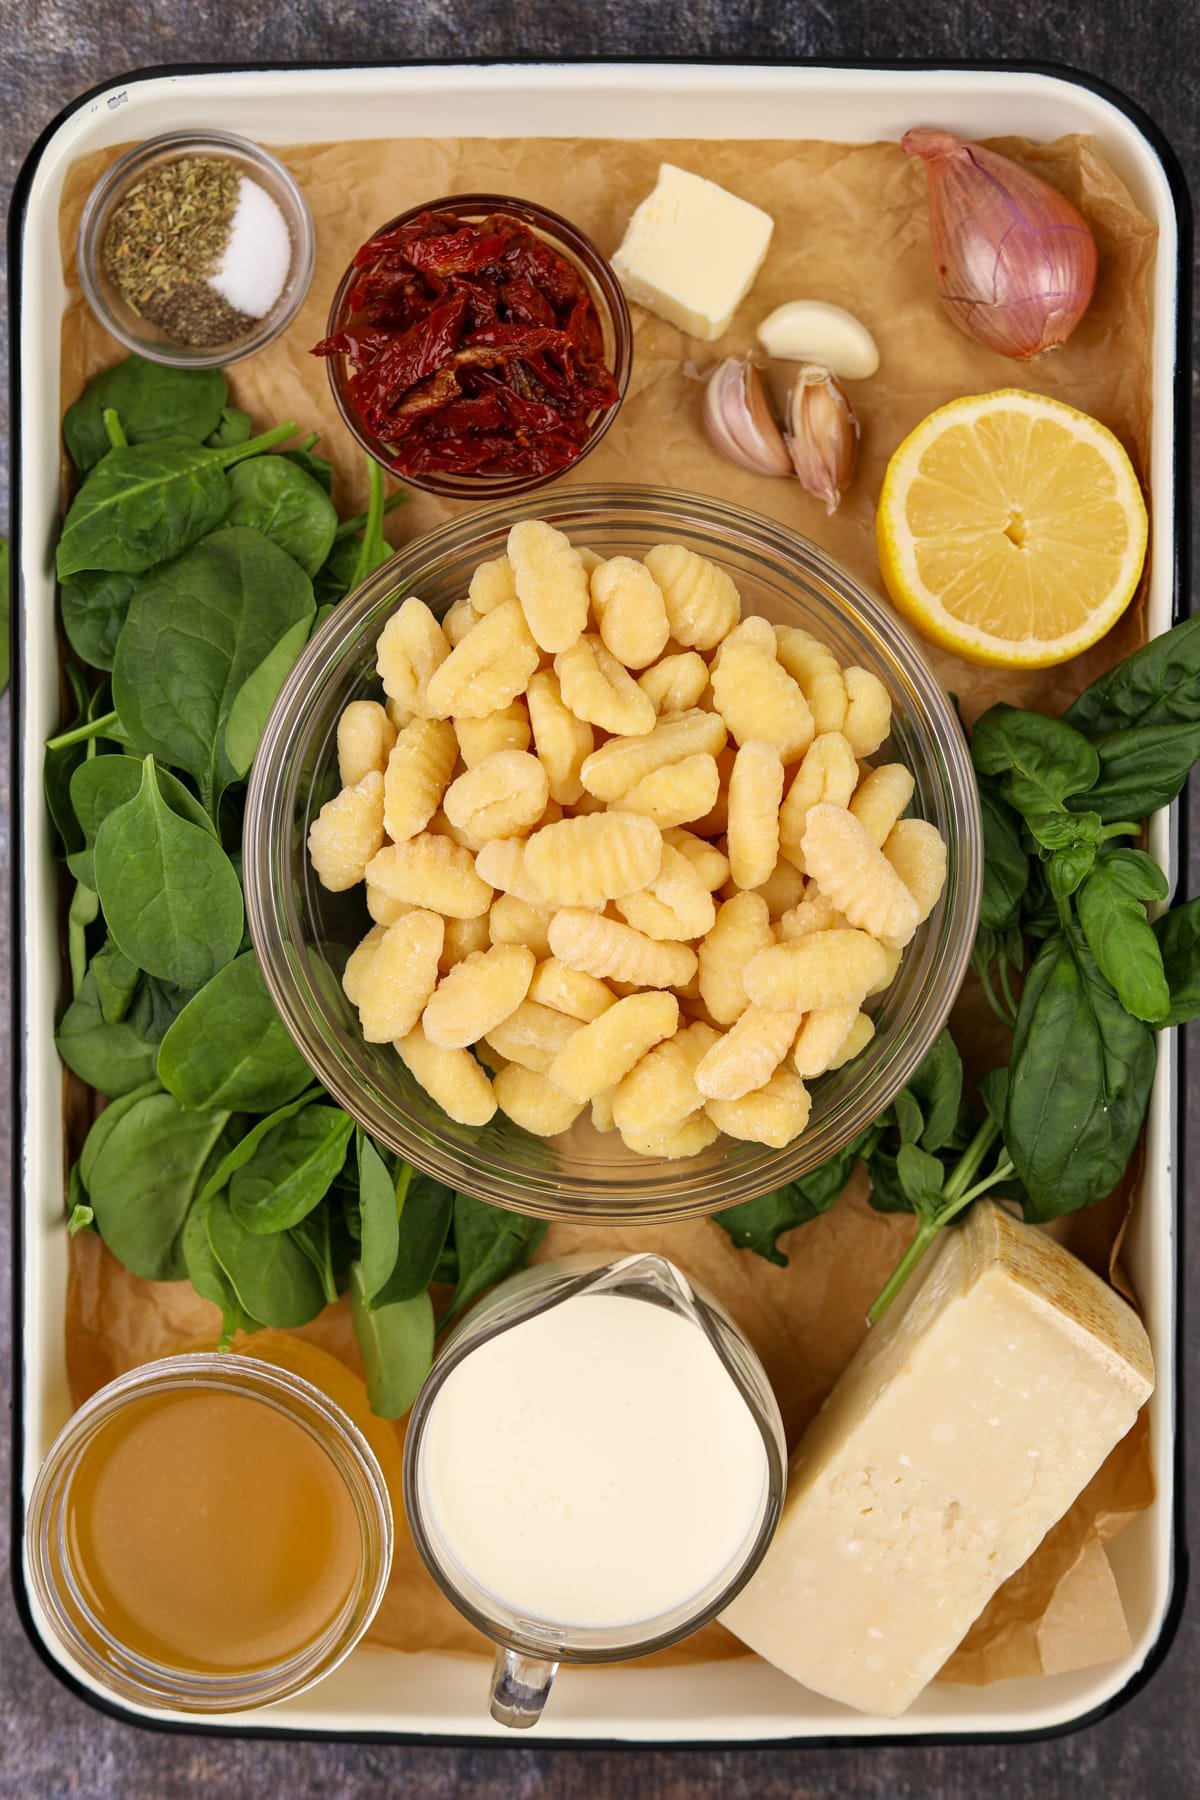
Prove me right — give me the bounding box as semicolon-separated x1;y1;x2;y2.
11;60;1186;1744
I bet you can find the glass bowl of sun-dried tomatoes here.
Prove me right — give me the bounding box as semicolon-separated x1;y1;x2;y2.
316;195;632;497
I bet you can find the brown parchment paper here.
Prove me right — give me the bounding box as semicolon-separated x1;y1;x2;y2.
56;132;1159;1695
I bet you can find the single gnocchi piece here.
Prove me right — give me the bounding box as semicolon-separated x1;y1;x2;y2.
743;928;889;1011
841;665;892;756
580;708;727;801
727;741;785;891
508;517;591;653
425;598;540;719
549;908;698;989
694;1005;804;1101
611;1020;719;1137
776;888;851;940
637;650;710;716
422;943;536;1049
474;837;547;906
882;818;949;923
442;597;479;646
524;810;663;907
697;891;774;1025
547;991;680;1103
555;633;657;737
341;923;386;1009
747;857;807;920
826;1009;876;1069
337;700;397;787
383;718;458;844
308;770;385;892
620;1113;721;1159
493;1062;586;1136
616;753;721;830
690;745;736;836
395;1023;497;1127
527;958;616;1022
710;618;814;761
365;832;493;919
778;732;859;867
589;556;670;669
643;543;741;649
850;763;916;846
789;1003;863;1079
453;700;531;769
663;827;730;892
800;803;921;948
616;845;717;941
468;554;518;615
484;999;582;1073
366;883;409;926
443;750;550;845
439;912;492;973
773;626;847;734
590;1087;617;1132
353;910;444;1043
526;668;594;806
376;598;451;719
705;1066;812;1149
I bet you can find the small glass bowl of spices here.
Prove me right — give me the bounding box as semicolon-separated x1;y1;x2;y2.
316;194;631;498
77;130;315;368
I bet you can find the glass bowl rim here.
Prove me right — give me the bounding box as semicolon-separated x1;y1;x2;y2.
76;128;316;371
322;190;632;499
243;482;983;1225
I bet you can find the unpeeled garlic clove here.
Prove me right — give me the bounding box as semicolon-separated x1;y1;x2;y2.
786;366;859;515
702;355;794;477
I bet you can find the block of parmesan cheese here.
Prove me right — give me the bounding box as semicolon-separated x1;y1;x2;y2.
720;1202;1153;1717
611;163;774;341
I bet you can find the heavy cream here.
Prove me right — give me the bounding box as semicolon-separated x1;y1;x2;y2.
416;1290;770;1629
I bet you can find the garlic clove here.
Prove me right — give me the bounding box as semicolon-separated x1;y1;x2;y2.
785;366;860;515
702;355;794;477
756;300;880;379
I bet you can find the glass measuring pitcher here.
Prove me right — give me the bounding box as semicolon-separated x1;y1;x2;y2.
403;1252;786;1729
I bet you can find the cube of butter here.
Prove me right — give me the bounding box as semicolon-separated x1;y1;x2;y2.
612;163;774;341
720;1202;1153;1717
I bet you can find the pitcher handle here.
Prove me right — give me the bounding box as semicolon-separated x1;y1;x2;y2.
489;1647;560;1729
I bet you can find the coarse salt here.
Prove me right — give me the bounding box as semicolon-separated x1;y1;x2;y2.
208;176;291;319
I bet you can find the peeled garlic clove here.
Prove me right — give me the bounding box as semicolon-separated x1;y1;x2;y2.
756;300;880;379
786;366;859;515
702;355;794;477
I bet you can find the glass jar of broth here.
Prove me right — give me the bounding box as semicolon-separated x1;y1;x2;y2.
24;1354;392;1713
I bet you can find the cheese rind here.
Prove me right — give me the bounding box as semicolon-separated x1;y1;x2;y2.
720;1202;1153;1717
611;163;774;341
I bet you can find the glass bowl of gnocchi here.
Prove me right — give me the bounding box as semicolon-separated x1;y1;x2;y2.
244;486;982;1224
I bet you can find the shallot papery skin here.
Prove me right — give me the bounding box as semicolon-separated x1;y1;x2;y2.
902;128;1098;360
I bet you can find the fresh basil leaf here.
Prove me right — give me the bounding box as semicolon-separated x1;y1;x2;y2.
714;1140;861;1264
865;1147;911;1214
226;455;338;577
228;1105;354;1234
1153;898;1200;1027
904;1029;963;1152
350;1263;434;1420
112;527;314;810
1065;615;1200;736
64;357;227;472
1047;840;1096;901
978;783;1029;931
94;756;243;989
441;1194;548;1330
971;705;1099;817
1077;849;1170;1023
357;1131;400;1304
60;567;142;671
206;1193;326;1327
88;1090;230;1279
977;1066;1009;1124
896;1142;945;1219
156;952;314;1113
1005;928;1156;1219
892;1088;925;1146
1073;720;1200;823
1024;808;1102;851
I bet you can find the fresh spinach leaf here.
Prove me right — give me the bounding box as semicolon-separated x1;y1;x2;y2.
1005;928;1156;1219
91;939;141;1024
78;1079;163;1191
1065;615;1200;736
43;664;92;857
350;1262;433;1420
157;952;312;1112
68;751;212;889
226;455;337;577
440;1195;549;1329
60;567;142;671
63;357;227;472
67;1201;95;1237
978;783;1029;931
57;970;167;1096
291;1205;339;1306
228;1105;354;1234
111;527;314;810
222;614;313;779
94;756;243;988
68;882;100;997
56;422;297;579
1153;898;1200;1027
206;1193;326;1327
357;1131;400;1304
370;1169;456;1307
282;446;334;493
193;1088;322;1207
1077;849;1170;1023
971;704;1099;817
1073;721;1200;823
205;407;252;448
88;1089;230;1279
182;1192;250;1348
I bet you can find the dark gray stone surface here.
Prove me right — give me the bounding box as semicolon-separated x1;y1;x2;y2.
2;3;1196;1795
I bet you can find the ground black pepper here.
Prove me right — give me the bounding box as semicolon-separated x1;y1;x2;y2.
139;282;255;348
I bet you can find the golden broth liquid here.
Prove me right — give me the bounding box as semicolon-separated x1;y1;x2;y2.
65;1384;363;1676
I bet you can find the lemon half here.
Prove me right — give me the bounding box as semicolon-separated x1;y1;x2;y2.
875;390;1148;669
